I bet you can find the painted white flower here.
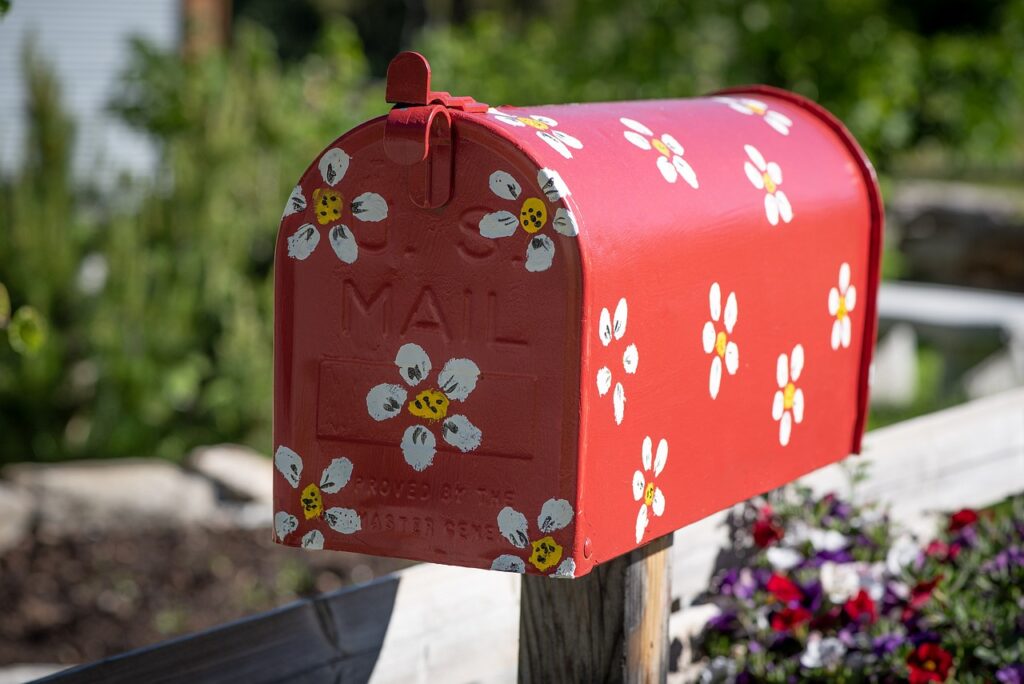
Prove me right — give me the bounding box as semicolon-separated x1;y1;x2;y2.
633;436;668;544
273;445;360;548
771;344;805;446
702;282;739;399
492;498;576;577
487;109;583;159
743;144;793;226
620;117;699;188
365;343;482;471
283;146;388;264
828;262;858;350
800;634;847;670
596;297;638;425
478;168;577;273
714;96;793;135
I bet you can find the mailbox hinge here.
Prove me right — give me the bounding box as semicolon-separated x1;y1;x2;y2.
383;52;488;209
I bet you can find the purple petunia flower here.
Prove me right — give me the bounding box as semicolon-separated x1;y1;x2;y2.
997;664;1024;684
872;633;904;656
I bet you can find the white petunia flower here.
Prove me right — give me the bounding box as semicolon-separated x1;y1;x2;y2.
702;282;740;399
713;96;793;136
800;633;847;670
766;546;803;570
743;144;793;226
487;109;584;159
886;535;920;575
828;262;858;349
366;344;482;471
596;297;638;425
771;344;805;446
633;436;668;543
493;498;576;576
620;117;699;188
273;445;360;547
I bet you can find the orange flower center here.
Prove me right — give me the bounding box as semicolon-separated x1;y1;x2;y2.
651;138;671;157
529;536;562;571
408;389;449;420
715;331;728;358
644;482;656;507
783;382;796;410
313;188;343;225
518;117;549;131
762;172;777;194
300;483;323;520
519;197;547;233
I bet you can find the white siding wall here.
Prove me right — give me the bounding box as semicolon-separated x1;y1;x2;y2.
0;0;180;183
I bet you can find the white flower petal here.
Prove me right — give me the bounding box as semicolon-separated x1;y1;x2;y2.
810;528;845;552
351;192;388;222
613;298;628;340
324;507;361;534
673;156;699;189
274;446;303;488
661;134;684;156
772;390;785;421
492;111;525;127
438;358;480;401
632;470;645;501
744;161;765;190
702;321;716;354
525;234;556;272
530;114;558;126
366;383;407;421
489;171;522;201
841;316;852;348
764;193;780;226
839;262;851;292
635;504;649;544
790;344;805;382
725;341;740;375
318;148;350;186
766;110;793;133
766;162;783;186
779;411;793;446
831;319;843;350
709;356;722;399
552;130;582;149
724;292;738;333
828;287;840;316
492;554;526;573
538;498;574;533
479;211;519;238
301;529;324;550
775;190;793;223
498;507;530;548
622;343;639;374
401;425;437;471
328;224;358;264
744;144;767;171
395;343;431;386
319;457;354;494
652;487;666;517
793;388;805;423
537;168;570;201
653;438;668;477
274;511;298;541
642;436;654;472
599;308;612;346
552;208;578;237
846;285;857;312
709;282;722;322
287;224;320;260
656;155;678;183
767;547;803;570
538;130;572;159
553;558;576;578
441;414;482;453
282;185;306;218
613;383;625;425
623;130;652;150
777;353;789;388
620;117;654;136
596;367;612;396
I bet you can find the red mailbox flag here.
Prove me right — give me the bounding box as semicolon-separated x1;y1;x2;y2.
273;52;883;578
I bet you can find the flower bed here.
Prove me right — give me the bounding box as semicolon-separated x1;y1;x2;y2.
693;481;1024;682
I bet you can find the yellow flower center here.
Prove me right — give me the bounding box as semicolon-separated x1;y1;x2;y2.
837;296;848;320
518;116;549;131
651;138;671;157
529;535;563;572
644;482;656;507
408;389;449;420
762;172;777;194
747;102;767;115
300;483;323;520
313;188;343;226
715;331;728;358
519;197;547;233
783;382;796;410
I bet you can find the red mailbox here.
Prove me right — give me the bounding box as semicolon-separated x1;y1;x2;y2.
273;53;883;578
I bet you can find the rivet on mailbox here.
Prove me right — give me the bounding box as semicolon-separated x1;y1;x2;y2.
273;51;883;578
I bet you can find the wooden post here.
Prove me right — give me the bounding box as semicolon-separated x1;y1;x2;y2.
518;534;673;684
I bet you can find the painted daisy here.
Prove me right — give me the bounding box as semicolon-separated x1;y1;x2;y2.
366;343;482;471
596;297;639;425
743;144;793;226
633;436;668;544
714;96;793;135
771;344;805;447
493;498;576;577
487;108;583;159
620;117;699;188
702;282;739;399
829;263;858;350
273;445;360;549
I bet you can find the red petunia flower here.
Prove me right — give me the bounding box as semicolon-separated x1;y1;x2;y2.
844;589;877;624
767;573;804;603
753;517;784;547
770;606;812;632
925;540;948;558
903;575;943;622
947;508;978;533
907;642;953;683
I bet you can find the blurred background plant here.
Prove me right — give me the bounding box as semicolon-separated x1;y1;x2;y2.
1;0;1023;464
